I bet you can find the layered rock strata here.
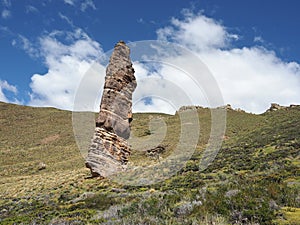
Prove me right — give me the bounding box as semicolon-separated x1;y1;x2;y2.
86;41;136;177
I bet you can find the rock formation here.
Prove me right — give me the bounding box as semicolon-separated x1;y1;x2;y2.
266;103;300;112
267;103;287;112
85;41;137;177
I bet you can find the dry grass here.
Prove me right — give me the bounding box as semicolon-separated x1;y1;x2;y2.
0;102;299;224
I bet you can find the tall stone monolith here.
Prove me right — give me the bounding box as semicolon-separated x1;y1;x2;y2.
85;41;137;177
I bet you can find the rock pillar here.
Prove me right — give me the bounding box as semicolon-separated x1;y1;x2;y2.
85;41;136;177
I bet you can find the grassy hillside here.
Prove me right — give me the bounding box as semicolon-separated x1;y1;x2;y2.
0;102;299;224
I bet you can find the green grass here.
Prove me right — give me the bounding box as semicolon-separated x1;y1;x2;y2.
0;102;299;224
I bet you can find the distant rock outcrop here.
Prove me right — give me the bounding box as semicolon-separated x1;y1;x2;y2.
266;103;300;113
267;103;287;112
224;104;233;110
85;41;137;177
177;106;206;112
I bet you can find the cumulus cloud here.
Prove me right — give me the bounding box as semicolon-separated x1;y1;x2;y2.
132;59;210;114
156;11;300;113
132;62;180;114
157;12;236;51
0;80;18;103
199;47;300;112
14;10;300;114
28;29;105;110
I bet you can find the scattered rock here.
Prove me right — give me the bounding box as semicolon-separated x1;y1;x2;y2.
236;108;245;113
40;134;60;144
111;188;126;193
38;162;46;170
231;210;243;223
149;188;156;193
174;202;193;217
146;145;166;159
71;192;95;204
269;199;279;210
215;104;233;110
225;189;239;198
1;208;8;213
92;204;124;222
86;41;137;178
174;200;202;217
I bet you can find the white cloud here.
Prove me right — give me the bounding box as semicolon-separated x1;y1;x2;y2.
0;80;17;102
58;12;74;27
157;12;237;51
64;0;75;5
28;29;104;110
133;97;176;114
63;0;96;12
254;36;264;43
0;25;12;37
132;60;209;114
1;9;11;19
1;0;12;19
199;47;300;112
15;10;300;114
155;11;300;113
80;0;96;12
137;18;145;24
16;35;38;58
2;0;11;7
25;5;38;14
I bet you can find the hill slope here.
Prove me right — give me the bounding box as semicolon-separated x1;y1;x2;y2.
0;102;299;224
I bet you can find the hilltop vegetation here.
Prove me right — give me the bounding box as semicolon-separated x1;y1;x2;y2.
0;102;299;224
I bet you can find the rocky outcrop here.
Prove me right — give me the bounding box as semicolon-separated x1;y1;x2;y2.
268;103;287;112
266;103;300;112
85;41;137;177
224;104;233;110
177;106;206;113
289;104;299;108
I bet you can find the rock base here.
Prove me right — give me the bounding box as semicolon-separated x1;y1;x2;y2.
85;127;131;177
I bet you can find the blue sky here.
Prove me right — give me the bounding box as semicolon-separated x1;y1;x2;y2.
1;0;300;113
